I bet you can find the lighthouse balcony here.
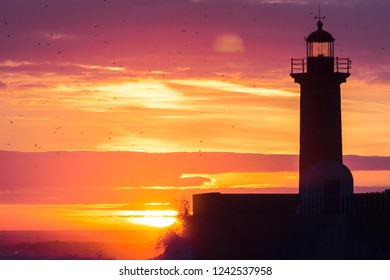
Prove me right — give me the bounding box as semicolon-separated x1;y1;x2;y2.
291;57;351;74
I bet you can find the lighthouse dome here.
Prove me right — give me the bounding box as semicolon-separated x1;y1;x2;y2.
306;21;334;42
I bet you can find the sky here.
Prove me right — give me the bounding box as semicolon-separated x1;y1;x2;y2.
0;0;389;253
0;0;389;154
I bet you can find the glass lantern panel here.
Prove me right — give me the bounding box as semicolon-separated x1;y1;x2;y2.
307;42;333;57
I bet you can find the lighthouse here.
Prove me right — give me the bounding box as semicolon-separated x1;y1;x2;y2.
291;19;353;214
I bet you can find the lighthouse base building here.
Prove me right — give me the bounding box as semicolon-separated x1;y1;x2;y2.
188;191;390;259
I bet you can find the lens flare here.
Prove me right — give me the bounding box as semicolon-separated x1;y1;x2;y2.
213;33;245;53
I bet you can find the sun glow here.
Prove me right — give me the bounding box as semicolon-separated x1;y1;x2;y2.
117;210;178;228
129;217;177;228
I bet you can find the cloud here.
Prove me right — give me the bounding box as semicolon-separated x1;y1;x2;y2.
0;151;388;204
168;79;296;97
344;155;390;171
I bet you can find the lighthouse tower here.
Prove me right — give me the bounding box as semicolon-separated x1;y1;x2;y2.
291;19;353;214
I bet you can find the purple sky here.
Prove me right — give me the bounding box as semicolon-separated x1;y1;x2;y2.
0;0;389;81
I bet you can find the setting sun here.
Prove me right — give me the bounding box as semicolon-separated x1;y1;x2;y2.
129;217;177;228
119;210;178;228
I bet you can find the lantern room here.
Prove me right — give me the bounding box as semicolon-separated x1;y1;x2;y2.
306;20;334;58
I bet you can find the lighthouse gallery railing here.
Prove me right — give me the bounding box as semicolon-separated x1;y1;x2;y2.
291;57;351;74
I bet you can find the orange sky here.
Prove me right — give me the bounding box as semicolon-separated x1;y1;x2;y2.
0;0;389;236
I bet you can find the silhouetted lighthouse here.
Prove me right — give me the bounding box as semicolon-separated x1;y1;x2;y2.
291;19;353;214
